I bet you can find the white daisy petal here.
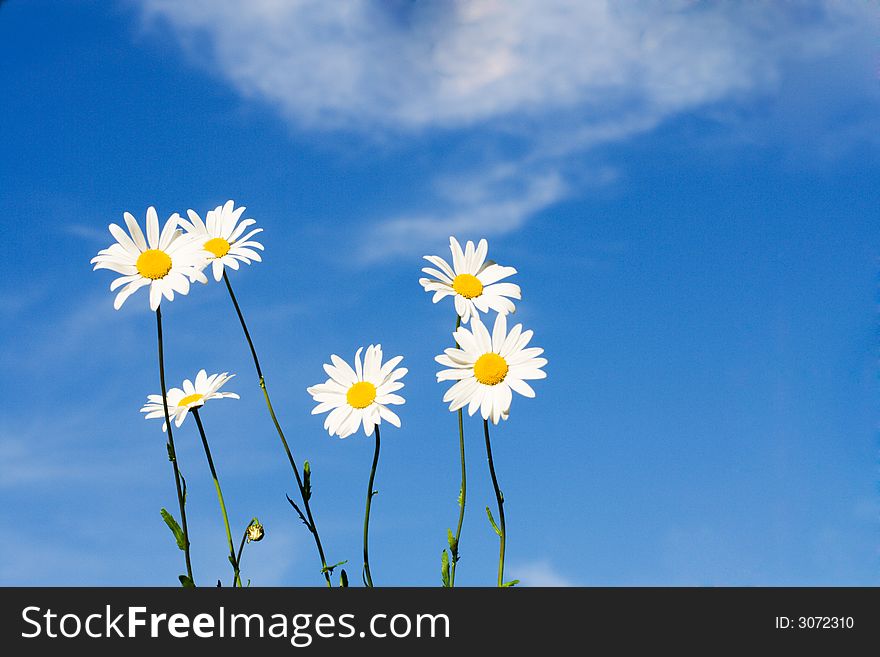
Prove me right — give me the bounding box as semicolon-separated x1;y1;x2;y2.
212;259;224;282
328;355;358;385
507;377;536;398
467;385;485;417
482;282;521;300
473;239;488;273
378;406;401;427
113;278;149;309
228;219;257;242
476;263;517;286
464;239;476;273
491;313;507;352
123;212;148;251
108;223;140;254
423;255;456;281
449;236;466;274
145;207;160;248
420;267;454;284
454;295;468;321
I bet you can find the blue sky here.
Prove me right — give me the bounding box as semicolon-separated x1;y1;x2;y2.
1;0;878;586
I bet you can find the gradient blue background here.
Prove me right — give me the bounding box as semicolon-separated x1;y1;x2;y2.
1;0;877;586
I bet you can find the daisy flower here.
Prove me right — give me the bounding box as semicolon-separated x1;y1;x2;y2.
91;207;209;311
419;236;521;323
141;370;239;431
179;200;265;282
436;314;547;424
307;345;407;439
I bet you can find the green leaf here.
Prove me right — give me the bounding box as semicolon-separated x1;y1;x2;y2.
161;508;187;551
447;528;457;552
321;560;348;575
501;580;520;588
486;506;502;537
286;494;310;530
180;471;187;503
440;550;451;588
339;569;349;588
302;461;312;502
166;441;175;462
457;486;464;508
178;575;195;588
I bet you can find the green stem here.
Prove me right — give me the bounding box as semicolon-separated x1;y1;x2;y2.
192;408;241;588
362;426;381;587
156;306;194;584
483;419;506;587
222;271;332;587
450;315;467;586
235;528;249;582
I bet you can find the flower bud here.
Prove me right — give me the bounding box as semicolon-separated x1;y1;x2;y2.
246;520;264;542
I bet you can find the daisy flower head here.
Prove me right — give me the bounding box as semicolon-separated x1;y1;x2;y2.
419;236;521;323
91;207;209;311
179;200;265;282
307;345;407;439
436;313;547;424
141;370;239;431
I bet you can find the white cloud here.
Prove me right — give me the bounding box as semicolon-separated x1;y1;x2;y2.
138;0;876;255
514;559;575;587
365;162;568;261
139;0;866;131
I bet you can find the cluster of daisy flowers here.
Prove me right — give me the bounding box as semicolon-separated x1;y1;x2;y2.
91;201;263;311
420;238;546;426
92;201;269;588
93;199;546;588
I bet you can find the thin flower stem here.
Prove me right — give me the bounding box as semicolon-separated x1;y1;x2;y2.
156;306;194;584
483;419;506;587
221;271;332;587
450;314;467;586
192;408;241;588
362;426;381;587
236;529;248;575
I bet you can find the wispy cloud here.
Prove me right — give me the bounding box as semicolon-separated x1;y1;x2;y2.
63;223;112;242
365;162;568;261
139;1;867;131
138;0;877;256
514;559;575;587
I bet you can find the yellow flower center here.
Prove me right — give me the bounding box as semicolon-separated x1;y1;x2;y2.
135;249;172;280
346;381;377;409
204;237;231;258
452;273;483;299
178;393;204;407
474;353;509;386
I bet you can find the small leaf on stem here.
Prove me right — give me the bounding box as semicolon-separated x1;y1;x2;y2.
486;506;502;537
161;508;187;551
286;494;310;530
321;560;348;575
441;550;451;588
